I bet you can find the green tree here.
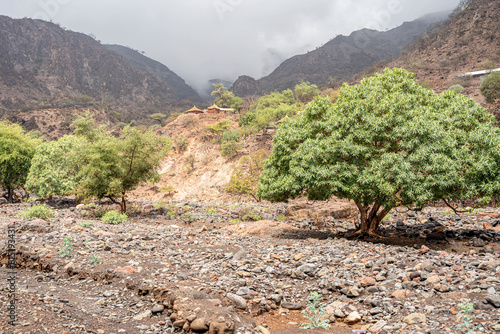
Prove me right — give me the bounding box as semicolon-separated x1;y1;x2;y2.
0;121;41;202
150;113;167;126
211;83;243;111
226;150;269;200
72;114;171;212
480;71;500;103
26;135;84;198
295;81;320;104
258;68;500;236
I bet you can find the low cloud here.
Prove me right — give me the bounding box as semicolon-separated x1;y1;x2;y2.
1;0;460;94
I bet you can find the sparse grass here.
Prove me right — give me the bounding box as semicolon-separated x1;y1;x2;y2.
457;302;483;333
79;221;94;228
276;214;286;222
101;211;128;224
230;219;242;224
205;207;217;215
59;237;74;258
90;254;100;264
21;204;55;220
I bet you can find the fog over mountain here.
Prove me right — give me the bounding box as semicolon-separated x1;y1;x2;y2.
1;0;460;94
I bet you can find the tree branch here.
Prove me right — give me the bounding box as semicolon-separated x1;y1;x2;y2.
442;198;472;214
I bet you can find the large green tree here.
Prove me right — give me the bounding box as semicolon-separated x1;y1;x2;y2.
26;135;84;199
211;83;243;111
72;114;171;212
294;81;320;104
258;68;500;236
0;121;42;202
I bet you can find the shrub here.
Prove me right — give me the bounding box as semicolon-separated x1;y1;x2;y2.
258;68;500;236
480;71;500;103
102;210;128;224
477;60;496;70
175;135;189;152
448;84;464;94
226;150;269;200
59;237;74;258
221;141;242;158
21;204;55;220
295;81;320;104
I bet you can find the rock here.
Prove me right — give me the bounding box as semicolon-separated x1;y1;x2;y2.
485;295;500;308
0;197;7;204
71;225;84;232
226;293;247;309
427;275;441;283
369;320;387;332
345;311;361;324
346;287;360;298
232;250;247;261
281;301;304;310
256;325;271;334
103;290;117;297
360;277;376;287
75;204;87;210
133;310;152;321
151;304;164;314
369;307;383;315
114;266;138;274
434;283;450;292
419;245;430;254
190;318;208;332
269;294;282;303
403;313;426;324
208;316;233;334
421;260;436;272
173;319;186;328
472;237;485;247
391;289;407;299
297;263;316;275
409;272;421;280
64;262;79;276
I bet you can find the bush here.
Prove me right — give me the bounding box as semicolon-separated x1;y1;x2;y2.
221;141;242;158
295;81;320;104
102;210;128;224
21;204;55;220
478;60;496;70
258;68;500;236
226;150;269;200
175;135;189;152
480;72;500;103
448;84;464;94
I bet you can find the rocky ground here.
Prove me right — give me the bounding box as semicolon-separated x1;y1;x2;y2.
0;198;499;334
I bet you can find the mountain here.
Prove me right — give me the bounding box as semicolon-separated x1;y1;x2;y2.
231;12;449;97
0;15;189;136
385;0;500;103
104;44;201;102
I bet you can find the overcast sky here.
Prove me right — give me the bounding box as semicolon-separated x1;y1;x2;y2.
1;0;460;94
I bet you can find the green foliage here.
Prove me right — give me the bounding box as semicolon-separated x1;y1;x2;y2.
90;254;100;264
230;219;241;224
420;81;432;89
205;207;217;215
295;81;320;104
477;60;496;70
221;141;242;158
150;113;167;126
276;214;286;221
60;237;74;258
448;84;464;94
238;90;297;132
239;206;262;221
0;121;42;202
26;135;84;198
166;208;178;219
299;292;331;330
174;135;189;152
226;150;269;200
457;302;482;333
258;68;500;235
211;83;242;111
102;210;128;224
72;113;171;212
79;221;94;228
21;204;55;220
480;71;500;103
182;212;196;223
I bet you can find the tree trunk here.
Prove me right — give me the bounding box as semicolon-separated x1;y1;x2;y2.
6;187;13;203
355;202;392;237
120;194;127;213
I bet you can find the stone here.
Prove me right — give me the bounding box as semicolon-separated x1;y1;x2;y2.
255;326;271;334
427;275;441;283
281;301;304;310
392;289;407;299
345;311;361;324
226;293;247;309
434;283;450;293
403;313;426;324
151;304;164;314
369;307;383;315
269;294;282;303
133;310;152;321
297;263;316;275
369;320;387;332
232;250;247;261
472;237;485;247
103;290;117;297
346;287;360;298
421;260;436;272
114;266;138;274
208;316;233;334
360;277;376;287
485;295;500;308
173;319;186;328
0;197;7;204
190;318;208;332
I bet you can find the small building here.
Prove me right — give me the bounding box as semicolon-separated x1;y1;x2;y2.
186;106;203;114
220;108;235;113
207;104;221;113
